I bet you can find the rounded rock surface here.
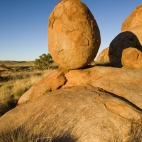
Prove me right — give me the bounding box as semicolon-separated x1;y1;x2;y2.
128;25;142;45
122;4;142;31
109;31;141;67
122;47;142;69
48;0;101;69
96;47;110;65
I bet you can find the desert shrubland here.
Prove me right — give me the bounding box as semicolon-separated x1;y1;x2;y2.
0;61;54;116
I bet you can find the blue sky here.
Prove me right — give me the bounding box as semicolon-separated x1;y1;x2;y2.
0;0;141;61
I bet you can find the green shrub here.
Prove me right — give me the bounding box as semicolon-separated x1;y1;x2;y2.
34;53;53;70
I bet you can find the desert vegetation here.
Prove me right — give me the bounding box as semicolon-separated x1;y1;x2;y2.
0;56;57;116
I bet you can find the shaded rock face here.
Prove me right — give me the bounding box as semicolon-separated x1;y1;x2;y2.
96;47;110;65
109;31;141;67
1;86;142;142
122;47;142;69
48;0;101;69
122;4;142;31
18;66;142;110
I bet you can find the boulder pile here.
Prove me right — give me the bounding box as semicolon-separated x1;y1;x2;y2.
97;4;142;68
0;1;142;142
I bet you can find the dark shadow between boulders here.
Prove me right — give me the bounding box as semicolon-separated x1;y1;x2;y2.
109;31;142;67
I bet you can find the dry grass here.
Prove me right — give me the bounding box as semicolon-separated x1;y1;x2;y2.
0;61;55;116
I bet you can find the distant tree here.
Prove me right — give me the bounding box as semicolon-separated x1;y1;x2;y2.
34;53;53;70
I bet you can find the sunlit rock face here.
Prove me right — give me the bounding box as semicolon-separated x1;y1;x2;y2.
48;0;101;69
121;4;142;31
122;47;142;69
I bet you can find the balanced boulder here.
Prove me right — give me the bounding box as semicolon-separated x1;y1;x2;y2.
122;4;142;31
48;0;101;69
109;31;141;67
122;47;142;69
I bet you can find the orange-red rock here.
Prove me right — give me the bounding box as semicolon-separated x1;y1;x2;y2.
1;86;142;141
122;4;142;31
128;25;142;45
48;0;101;69
18;66;142;109
96;47;110;65
122;47;142;69
18;69;67;105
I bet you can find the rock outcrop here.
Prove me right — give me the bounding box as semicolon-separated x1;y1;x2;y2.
122;4;142;31
1;85;142;142
109;31;141;67
48;0;101;69
18;66;142;109
1;2;142;142
18;69;67;104
122;47;142;69
96;47;110;65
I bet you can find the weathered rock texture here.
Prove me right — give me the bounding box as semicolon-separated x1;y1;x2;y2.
18;69;67;104
128;25;142;45
48;0;101;69
18;66;142;109
122;47;142;69
109;31;141;67
122;4;142;31
96;47;110;65
1;85;142;142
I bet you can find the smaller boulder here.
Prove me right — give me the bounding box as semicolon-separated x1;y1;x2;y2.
109;31;141;67
96;47;110;65
122;47;142;69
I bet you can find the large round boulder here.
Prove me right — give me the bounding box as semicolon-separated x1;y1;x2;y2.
109;31;141;67
122;4;142;31
122;47;142;69
48;0;101;69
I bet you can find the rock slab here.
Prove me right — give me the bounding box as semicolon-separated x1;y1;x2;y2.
48;0;101;69
0;86;142;142
18;66;142;110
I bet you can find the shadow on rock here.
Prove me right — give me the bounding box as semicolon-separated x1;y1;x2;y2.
109;31;142;67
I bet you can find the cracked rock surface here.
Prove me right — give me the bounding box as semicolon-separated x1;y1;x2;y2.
48;0;101;69
1;85;142;142
18;66;142;110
